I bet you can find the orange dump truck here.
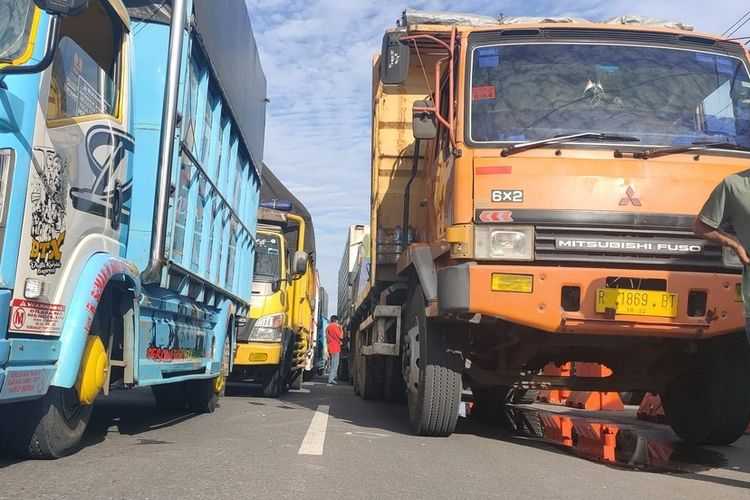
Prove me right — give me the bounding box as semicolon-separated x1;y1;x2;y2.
348;10;750;445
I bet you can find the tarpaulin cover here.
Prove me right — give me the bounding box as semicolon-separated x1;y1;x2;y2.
124;0;268;166
124;0;171;23
402;9;499;27
194;0;267;166
605;16;694;32
402;10;693;32
261;164;315;256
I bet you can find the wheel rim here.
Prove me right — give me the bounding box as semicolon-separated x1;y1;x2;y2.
214;338;230;395
403;325;420;395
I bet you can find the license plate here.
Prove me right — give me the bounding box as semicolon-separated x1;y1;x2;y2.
595;288;678;318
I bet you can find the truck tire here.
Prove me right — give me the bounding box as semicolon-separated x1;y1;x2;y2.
361;355;385;400
405;287;462;436
262;367;283;398
152;382;188;410
5;386;93;459
472;386;510;424
663;332;750;445
186;335;230;412
384;357;406;403
187;378;219;413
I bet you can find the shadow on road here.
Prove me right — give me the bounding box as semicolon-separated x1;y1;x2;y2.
276;378;750;491
0;388;201;465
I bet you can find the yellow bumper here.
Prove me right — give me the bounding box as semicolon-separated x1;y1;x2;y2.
234;342;282;366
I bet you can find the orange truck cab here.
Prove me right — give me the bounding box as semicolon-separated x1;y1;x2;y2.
350;10;750;445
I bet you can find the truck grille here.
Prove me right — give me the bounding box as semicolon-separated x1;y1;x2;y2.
534;225;729;271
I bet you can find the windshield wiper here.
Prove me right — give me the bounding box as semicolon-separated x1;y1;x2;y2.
500;132;641;157
631;140;750;160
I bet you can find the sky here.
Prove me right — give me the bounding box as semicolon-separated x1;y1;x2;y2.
245;0;750;313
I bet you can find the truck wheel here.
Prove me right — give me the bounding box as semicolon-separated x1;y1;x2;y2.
262;367;283;397
663;332;750;445
187;335;229;413
472;386;510;424
361;355;385;400
5;387;93;459
216;335;231;398
405;287;462;436
152;382;188;410
384;357;406;403
187;378;219;413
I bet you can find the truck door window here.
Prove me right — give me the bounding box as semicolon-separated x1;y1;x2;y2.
0;0;35;62
47;0;123;122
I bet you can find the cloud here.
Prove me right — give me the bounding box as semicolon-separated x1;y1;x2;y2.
246;0;749;313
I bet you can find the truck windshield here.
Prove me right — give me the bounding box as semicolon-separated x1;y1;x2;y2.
254;234;282;283
0;0;35;62
469;43;750;149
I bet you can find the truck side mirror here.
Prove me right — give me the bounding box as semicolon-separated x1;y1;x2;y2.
380;32;410;85
292;251;308;277
34;0;89;16
413;100;437;140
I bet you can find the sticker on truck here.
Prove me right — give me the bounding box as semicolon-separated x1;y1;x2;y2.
472;85;496;101
1;369;50;397
9;299;66;334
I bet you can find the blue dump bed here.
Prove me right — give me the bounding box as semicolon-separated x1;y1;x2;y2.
123;0;267;383
125;0;266;303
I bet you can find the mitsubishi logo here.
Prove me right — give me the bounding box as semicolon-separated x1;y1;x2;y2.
619;186;642;207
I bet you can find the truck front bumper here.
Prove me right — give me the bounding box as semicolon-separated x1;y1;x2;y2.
438;263;743;339
233;342;282;367
0;338;60;403
0;289;59;403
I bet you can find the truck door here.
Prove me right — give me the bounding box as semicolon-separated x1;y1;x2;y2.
11;1;132;336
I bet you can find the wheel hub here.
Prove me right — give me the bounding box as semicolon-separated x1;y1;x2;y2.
402;325;420;391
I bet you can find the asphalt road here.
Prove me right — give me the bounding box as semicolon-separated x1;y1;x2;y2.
1;381;749;499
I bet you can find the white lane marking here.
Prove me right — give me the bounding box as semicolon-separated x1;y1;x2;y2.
298;404;330;456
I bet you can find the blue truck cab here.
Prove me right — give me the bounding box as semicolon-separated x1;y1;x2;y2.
0;0;266;458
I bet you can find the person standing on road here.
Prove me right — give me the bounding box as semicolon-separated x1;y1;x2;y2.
326;316;343;385
694;171;750;341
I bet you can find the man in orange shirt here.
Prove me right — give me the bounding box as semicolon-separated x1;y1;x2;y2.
326;316;343;385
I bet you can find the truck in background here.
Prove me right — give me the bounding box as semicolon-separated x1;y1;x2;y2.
346;9;750;445
0;0;266;458
232;166;317;396
337;224;369;380
312;286;328;377
337;225;370;329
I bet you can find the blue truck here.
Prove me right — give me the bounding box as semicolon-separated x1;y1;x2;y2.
0;0;266;458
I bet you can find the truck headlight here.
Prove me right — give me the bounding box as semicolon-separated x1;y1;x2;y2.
475;225;534;261
248;313;285;342
722;246;745;269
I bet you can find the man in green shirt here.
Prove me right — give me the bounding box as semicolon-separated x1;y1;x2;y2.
694;171;750;339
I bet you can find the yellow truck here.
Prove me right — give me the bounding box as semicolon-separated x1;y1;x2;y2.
347;10;750;445
232;168;317;396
